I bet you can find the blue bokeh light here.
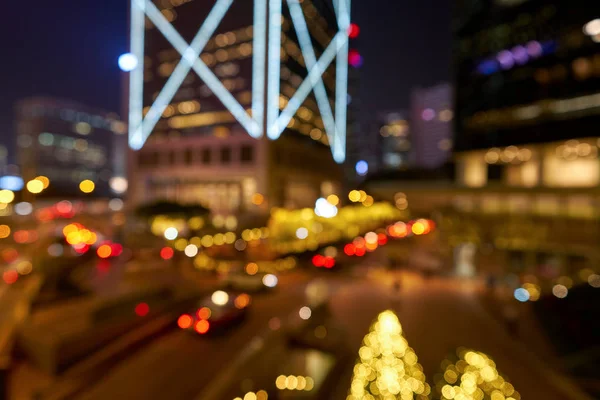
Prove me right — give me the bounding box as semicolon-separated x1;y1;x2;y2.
118;53;139;72
355;160;368;176
0;176;24;191
514;287;530;302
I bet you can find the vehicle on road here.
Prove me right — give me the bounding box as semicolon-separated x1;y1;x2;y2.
177;290;251;335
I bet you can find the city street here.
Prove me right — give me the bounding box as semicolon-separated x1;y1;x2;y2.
8;259;589;399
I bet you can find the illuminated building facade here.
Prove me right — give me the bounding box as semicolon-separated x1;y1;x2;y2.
454;0;600;188
128;0;345;213
16;98;126;198
410;83;453;169
365;1;600;279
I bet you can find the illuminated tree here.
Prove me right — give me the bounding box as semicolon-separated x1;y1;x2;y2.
434;349;520;400
347;310;431;400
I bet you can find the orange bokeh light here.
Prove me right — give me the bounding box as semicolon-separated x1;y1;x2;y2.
197;307;212;320
97;244;112;259
178;314;193;329
234;294;251;309
195;319;210;334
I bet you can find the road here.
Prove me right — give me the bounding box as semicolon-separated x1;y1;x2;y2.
330;269;588;400
8;263;588;400
75;272;313;400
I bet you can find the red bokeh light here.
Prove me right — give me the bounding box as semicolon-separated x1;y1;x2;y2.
344;243;356;256
377;233;388;246
195;319;210;334
312;254;325;267
323;257;335;269
135;302;150;317
2;248;19;263
56;201;73;214
13;230;29;244
178;314;193;329
348;23;360;39
348;49;363;67
3;270;18;285
355;248;366;257
160;247;174;260
74;244;90;254
110;243;123;257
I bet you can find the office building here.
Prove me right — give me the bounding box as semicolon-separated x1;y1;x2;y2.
128;0;345;214
454;0;600;188
376;111;411;170
365;0;600;279
410;83;453;169
16;97;126;198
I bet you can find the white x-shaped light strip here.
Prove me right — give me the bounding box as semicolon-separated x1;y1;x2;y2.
128;0;350;163
267;0;350;163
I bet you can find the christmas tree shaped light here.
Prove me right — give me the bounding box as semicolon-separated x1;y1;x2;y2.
435;348;520;400
347;310;431;400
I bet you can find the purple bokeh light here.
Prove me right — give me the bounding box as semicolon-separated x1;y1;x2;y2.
421;108;435;121
526;41;543;58
497;50;514;70
511;45;528;65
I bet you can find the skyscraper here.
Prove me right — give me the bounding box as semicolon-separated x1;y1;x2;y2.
410;83;453;169
16;97;125;198
128;0;345;214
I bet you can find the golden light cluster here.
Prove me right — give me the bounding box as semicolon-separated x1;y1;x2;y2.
269;202;401;255
193;254;296;274
348;311;431;400
63;223;98;246
348;190;374;207
275;375;315;391
26;176;50;194
232;390;269;400
435;349;520;400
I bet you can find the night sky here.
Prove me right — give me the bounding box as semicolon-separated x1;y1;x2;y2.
0;0;451;162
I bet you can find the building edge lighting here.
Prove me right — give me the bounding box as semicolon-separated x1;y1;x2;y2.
128;0;145;150
267;0;283;139
287;0;337;147
252;0;268;136
127;0;350;163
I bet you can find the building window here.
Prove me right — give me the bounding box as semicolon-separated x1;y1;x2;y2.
184;149;193;165
221;147;232;164
240;145;254;163
202;148;211;164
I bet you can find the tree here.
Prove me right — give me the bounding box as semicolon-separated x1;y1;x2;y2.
348;310;431;399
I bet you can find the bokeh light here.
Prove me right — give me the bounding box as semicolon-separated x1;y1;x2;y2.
26;179;44;194
79;180;95;194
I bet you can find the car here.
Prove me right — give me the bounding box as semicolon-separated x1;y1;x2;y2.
177;290;251;335
221;271;279;292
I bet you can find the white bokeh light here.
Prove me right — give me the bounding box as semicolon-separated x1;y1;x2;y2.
296;227;309;240
109;177;129;194
118;53;139;71
164;227;178;240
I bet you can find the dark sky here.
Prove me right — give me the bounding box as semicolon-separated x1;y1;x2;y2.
0;0;451;160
